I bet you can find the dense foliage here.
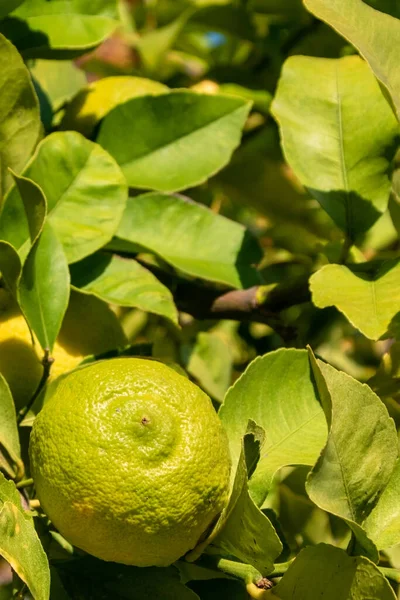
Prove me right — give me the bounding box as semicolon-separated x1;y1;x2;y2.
0;0;400;598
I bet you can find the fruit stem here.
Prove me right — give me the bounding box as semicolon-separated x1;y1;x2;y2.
267;560;294;578
16;478;34;489
17;349;54;424
197;555;271;587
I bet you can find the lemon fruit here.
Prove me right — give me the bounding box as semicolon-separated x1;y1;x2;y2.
29;358;231;566
0;289;126;410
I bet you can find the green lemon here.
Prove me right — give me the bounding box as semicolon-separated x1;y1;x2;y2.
29;358;231;566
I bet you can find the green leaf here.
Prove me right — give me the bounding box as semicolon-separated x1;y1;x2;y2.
0;241;22;298
181;331;232;402
306;355;398;560
389;170;400;236
303;0;400;122
0;0;23;19
187;431;282;573
1;0;119;59
61;76;168;137
115;193;262;289
219;349;328;506
19;221;70;353
271;55;399;239
137;11;192;73
364;459;400;550
309;260;400;340
0;373;22;479
30;59;87;113
70;253;178;325
0;473;50;600
273;544;396;599
0;33;41;199
97;91;251;193
0;132;128;264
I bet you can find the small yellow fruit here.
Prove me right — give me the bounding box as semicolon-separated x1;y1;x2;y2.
0;290;126;409
29;358;231;566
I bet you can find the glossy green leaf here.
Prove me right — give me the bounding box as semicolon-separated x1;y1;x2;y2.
115;193;262;289
61;76;168;137
0;373;22;478
306;356;398;559
97;91;251;193
181;331;232;402
0;132;128;264
303;0;400;121
273;544;396;599
0;33;41;199
0;473;50;600
19;221;70;353
0;241;21;298
219;349;328;506
187;431;282;573
364;459;400;550
1;0;119;59
272;55;399;239
30;60;87;113
70;253;178;325
0;0;23;19
310;260;400;340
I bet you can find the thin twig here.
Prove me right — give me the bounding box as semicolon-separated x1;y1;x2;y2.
17;349;54;424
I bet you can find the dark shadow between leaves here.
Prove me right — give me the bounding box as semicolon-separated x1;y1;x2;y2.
307;188;383;241
235;229;263;289
70;252;112;289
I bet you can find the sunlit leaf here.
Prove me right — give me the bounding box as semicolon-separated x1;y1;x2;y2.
97;91;251;193
272;55;399;239
71;253;178;325
0;33;41;199
0;473;50;600
310;260;400;340
1;0;119;59
219;349;328;506
115;193;261;289
304;0;400;121
273;544;396;599
0;132;127;264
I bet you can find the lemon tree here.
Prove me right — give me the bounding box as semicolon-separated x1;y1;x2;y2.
1;1;400;599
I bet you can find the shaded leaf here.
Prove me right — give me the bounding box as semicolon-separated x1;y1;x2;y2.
310;260;400;340
364;459;400;550
0;473;50;600
219;349;328;506
97;91;251;193
272;544;396;599
70;252;178;325
181;331;232;403
389;169;400;236
303;0;400;121
187;431;282;574
0;241;21;298
272;55;399;239
0;33;41;199
1;0;119;59
30;59;87;113
306;354;398;560
115;193;262;289
0;132;128;264
61;76;168;137
19;221;70;353
0;0;23;19
0;373;22;478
